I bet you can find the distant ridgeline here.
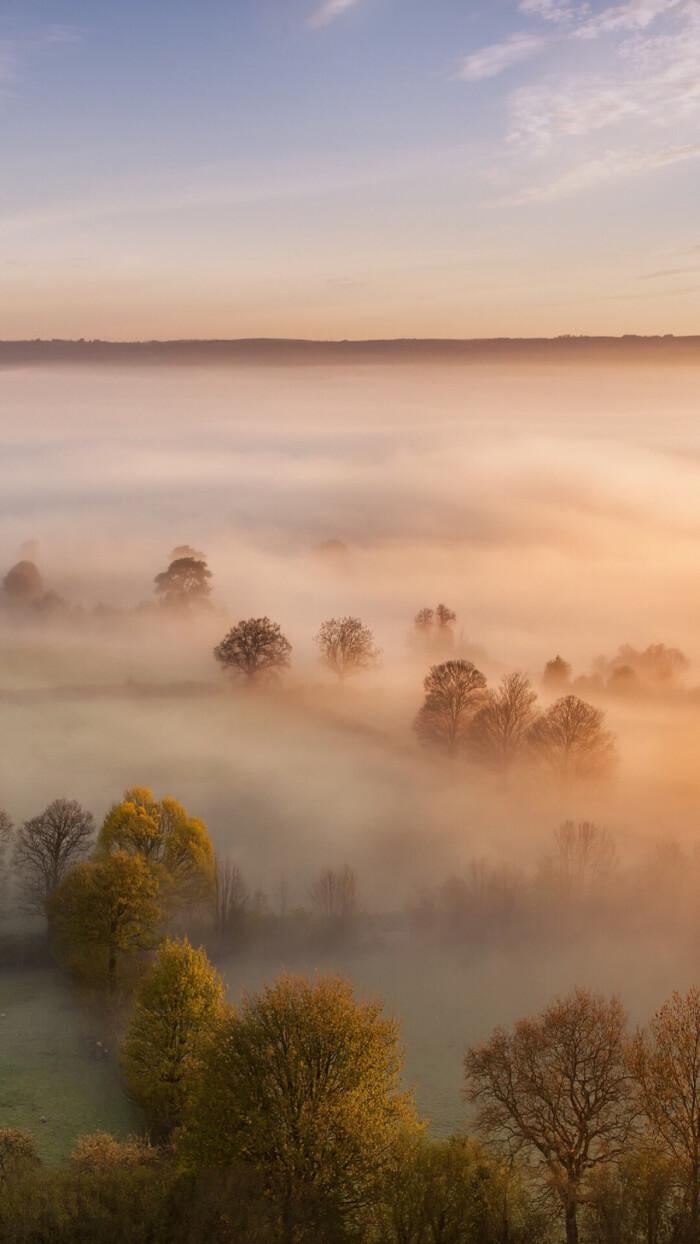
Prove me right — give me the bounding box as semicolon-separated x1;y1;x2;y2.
1;336;700;367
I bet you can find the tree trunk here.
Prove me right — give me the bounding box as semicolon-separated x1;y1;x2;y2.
564;1198;579;1244
107;947;117;994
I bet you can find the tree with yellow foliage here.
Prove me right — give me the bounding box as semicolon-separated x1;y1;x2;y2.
121;938;225;1139
181;973;419;1242
98;787;214;911
50;851;160;993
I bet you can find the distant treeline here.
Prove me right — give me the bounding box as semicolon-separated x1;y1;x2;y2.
1;336;700;368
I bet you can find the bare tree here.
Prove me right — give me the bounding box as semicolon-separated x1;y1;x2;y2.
0;810;12;918
468;673;539;775
14;798;95;916
214;617;292;683
528;694;616;780
309;866;358;919
414;660;488;755
154;553;212;610
465;990;632;1244
630;988;700;1239
315;616;381;680
213;856;250;940
542;655;572;691
540;821;618;901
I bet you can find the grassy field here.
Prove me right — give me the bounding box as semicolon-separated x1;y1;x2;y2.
0;968;135;1164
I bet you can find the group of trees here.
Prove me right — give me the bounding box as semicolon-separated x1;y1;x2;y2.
0;544;215;625
0;958;546;1244
212;620;616;781
414;664;615;779
6;967;700;1243
543;643;690;698
213;614;382;683
0;788;216;992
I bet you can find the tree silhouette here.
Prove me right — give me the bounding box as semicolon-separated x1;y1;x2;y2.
528;694;615;780
2;560;44;604
214;617;292;683
14;799;95;917
466;990;632;1244
468;672;539;775
414;660;487;755
542;655;572;690
309;866;358;919
154;554;212;610
413;604;457;651
315;617;380;680
540;821;618;901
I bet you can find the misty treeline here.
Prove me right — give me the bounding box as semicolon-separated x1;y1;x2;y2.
2;548;691;705
4;795;700;964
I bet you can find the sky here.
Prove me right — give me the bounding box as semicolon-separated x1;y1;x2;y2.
1;0;699;339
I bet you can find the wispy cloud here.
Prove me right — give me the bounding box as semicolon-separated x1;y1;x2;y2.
510;143;700;202
640;265;700;278
575;0;685;38
518;0;589;21
458;32;548;81
508;11;700;149
307;0;361;29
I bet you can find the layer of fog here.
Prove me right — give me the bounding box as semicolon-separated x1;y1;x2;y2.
3;359;700;1133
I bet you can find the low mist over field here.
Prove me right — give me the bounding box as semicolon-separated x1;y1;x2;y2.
3;351;700;1146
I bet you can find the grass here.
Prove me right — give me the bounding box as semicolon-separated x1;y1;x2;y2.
0;967;136;1164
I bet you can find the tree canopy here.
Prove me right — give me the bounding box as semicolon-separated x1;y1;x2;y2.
468;672;539;775
50;851;161;992
466;989;631;1244
315;616;380;680
414;660;488;755
121;938;225;1139
213;617;292;683
154;554;212;610
182;974;418;1240
528;694;615;780
98;787;214;909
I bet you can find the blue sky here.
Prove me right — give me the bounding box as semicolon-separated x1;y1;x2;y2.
1;0;699;337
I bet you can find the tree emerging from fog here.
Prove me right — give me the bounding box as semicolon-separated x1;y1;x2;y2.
540;821;618;902
309;865;358;919
2;560;44;604
154;550;212;611
13;798;95;917
528;694;615;780
468;672;539;775
315;616;380;680
413;603;457;651
542;654;572;690
213;855;250;942
414;660;487;755
465;989;631;1244
0;810;12;917
214;617;292;683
